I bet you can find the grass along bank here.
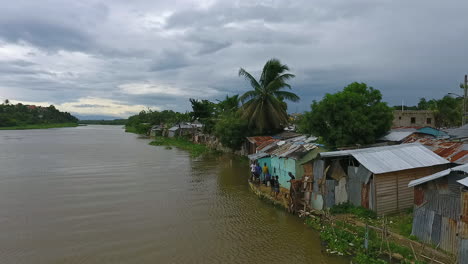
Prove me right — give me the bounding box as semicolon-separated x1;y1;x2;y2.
303;203;453;264
149;136;215;157
0;123;78;130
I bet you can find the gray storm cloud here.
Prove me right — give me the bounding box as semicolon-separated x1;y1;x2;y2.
0;0;467;118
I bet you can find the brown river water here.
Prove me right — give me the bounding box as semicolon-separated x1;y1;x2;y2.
0;125;347;264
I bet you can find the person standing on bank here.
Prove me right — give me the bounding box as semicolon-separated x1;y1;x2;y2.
274;176;280;199
250;162;257;181
262;163;270;185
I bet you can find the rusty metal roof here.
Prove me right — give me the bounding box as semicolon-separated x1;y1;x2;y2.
321;143;449;174
403;135;468;163
246;136;274;144
256;139;280;151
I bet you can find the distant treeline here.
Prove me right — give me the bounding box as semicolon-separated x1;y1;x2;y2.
0;101;78;127
78;119;127;125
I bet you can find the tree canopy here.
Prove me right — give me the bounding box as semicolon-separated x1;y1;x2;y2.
0;102;77;127
239;58;299;134
299;82;393;148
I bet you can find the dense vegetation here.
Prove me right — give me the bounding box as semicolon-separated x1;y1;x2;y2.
298;82;393;148
0;101;78;128
78;119;127;125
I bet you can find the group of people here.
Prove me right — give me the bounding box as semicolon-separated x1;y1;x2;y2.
250;162;281;199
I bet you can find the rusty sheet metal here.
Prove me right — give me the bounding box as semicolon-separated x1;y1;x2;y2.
403;136;468;163
313;160;324;193
459;239;468;264
414;186;424;206
361;183;370;209
440;216;458;253
256;139;279;151
412;206;435;244
246;136;273;144
324;180;336;208
460;221;468;239
347;166;361;206
335;177;348;204
463;191;468;222
369;179;375;210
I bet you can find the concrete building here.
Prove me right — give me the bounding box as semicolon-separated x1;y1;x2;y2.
393;110;435;128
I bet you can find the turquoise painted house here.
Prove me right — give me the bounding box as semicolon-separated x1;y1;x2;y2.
249;140;325;189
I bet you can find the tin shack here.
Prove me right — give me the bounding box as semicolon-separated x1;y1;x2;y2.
316;144;450;215
408;164;468;260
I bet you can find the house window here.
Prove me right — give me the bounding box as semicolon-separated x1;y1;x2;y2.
426;118;432;124
399;116;401;120
411;117;416;124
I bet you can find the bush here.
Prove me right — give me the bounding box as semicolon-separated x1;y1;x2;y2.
330;203;377;219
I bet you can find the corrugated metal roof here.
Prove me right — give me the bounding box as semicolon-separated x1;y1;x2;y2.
256;139;280;151
417;127;450;139
379;131;414;142
320;143;449;174
409;163;468;187
246;136;273;144
247;152;269;161
403;136;468;164
457;177;468;187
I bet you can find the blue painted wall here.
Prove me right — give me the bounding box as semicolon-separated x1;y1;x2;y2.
257;157;271;182
270;157;296;189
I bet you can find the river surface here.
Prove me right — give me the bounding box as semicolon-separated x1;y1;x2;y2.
0;125;346;264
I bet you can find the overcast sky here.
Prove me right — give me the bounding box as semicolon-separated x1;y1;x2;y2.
1;0;467;119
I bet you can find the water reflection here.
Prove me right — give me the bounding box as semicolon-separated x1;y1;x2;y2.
0;126;346;264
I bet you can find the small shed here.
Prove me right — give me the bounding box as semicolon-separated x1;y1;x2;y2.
408;164;468;260
317;144;450;215
149;125;163;137
168;123;197;138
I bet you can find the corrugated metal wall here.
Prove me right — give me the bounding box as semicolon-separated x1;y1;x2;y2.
412;206;434;243
440;217;458;253
335;177;348;205
324;180;336;208
347;166;361;206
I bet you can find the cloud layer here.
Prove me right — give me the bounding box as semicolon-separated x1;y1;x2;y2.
1;0;468;118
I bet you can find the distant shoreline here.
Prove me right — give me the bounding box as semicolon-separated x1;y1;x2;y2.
0;123;79;130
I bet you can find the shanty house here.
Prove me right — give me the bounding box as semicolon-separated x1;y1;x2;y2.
316;144;450;215
168;123;200;138
408;164;468;261
248;136;322;189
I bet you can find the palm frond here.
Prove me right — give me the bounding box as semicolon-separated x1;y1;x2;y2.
239;68;261;90
273;91;300;102
239;90;259;104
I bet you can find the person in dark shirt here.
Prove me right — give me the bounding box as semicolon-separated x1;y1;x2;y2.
288;172;296;181
274;176;280;199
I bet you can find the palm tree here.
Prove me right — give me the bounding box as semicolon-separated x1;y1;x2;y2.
238;58;299;134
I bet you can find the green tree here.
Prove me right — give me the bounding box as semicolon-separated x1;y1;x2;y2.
299;82;393;147
238;58;299;134
217;95;239;114
429;96;462;127
214;112;249;150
